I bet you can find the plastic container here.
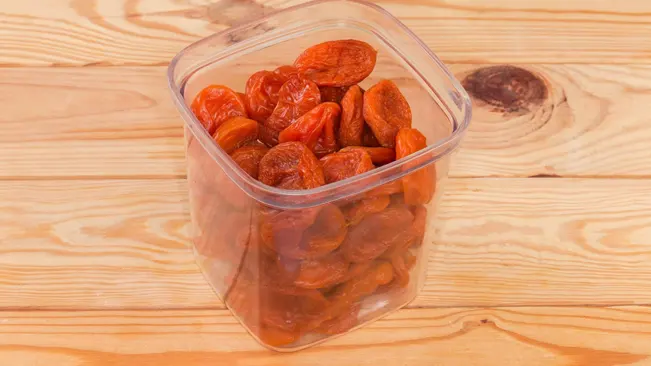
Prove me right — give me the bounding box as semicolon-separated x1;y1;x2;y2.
167;0;471;351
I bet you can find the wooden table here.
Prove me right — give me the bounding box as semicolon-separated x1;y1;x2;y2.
2;0;651;364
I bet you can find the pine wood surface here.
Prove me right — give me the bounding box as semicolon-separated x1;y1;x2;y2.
2;0;651;363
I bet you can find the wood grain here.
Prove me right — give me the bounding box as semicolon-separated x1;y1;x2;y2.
0;67;186;179
1;306;651;363
1;0;650;66
3;64;651;179
2;178;651;310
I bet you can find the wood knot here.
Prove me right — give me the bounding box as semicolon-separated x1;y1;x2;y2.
462;65;548;114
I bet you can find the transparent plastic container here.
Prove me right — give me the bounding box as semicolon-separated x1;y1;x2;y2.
167;0;471;351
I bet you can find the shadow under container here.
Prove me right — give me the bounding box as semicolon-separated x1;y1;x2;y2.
167;0;471;352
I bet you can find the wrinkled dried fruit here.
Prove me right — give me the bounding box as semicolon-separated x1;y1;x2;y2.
315;303;360;335
340;206;414;262
293;251;349;289
395;128;436;205
259;206;321;256
265;76;321;134
213;117;258;154
313;108;340;158
338;85;365;147
258;142;325;190
298;204;347;259
274;65;301;80
345;195;391;226
278;102;341;151
340;146;395;166
381;205;427;260
294;40;377;87
320;148;374;184
245;70;287;122
256;326;300;347
191;85;248;134
362;124;381;147
320;86;349;103
258;123;280;147
230;143;269;179
363;80;412;147
269;205;347;260
326;261;394;315
365;179;403;198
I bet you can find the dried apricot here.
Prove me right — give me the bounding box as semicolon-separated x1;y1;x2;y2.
328;261;394;312
313;108;340;158
258;141;325;190
256;326;300;347
363;80;412;147
365;179;403;198
293;251;349;289
230;143;268;179
278;102;341;151
212;117;258;154
320;86;349;103
190;85;248;135
340;146;395;166
259;206;322;257
269;204;347;260
265;76;321;135
340;206;414;262
298;204;347;259
274;65;301;80
258;123;280;147
362;124;381;147
381;205;428;259
338;85;365;147
345;195;391;226
294;40;377;87
395;128;436;205
244;70;286;122
320;148;374;184
315;303;360;335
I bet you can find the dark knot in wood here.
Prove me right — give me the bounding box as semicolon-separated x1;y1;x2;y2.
462;65;548;114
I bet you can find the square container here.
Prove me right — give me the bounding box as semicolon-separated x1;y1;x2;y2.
167;0;471;351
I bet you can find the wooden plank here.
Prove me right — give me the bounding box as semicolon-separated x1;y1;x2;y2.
1;0;650;66
0;67;186;179
450;64;651;178
1;306;651;364
2;178;651;310
3;64;651;179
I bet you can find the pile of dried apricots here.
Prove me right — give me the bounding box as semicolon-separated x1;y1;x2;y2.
189;39;436;347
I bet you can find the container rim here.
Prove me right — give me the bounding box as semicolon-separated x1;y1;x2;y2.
167;0;472;208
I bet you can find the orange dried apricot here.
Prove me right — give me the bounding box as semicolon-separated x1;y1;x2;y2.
212;117;258;154
230;143;268;179
191;85;248;135
278;102;341;151
363;80;412;147
395;128;436;205
340;146;395;166
338;85;365;147
294;40;377;87
293;251;349;289
265;76;321;139
340;206;414;262
258;141;325;190
315;303;360;335
319;86;349;103
320;148;374;184
345;195;391;226
244;70;286;122
274;65;301;80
